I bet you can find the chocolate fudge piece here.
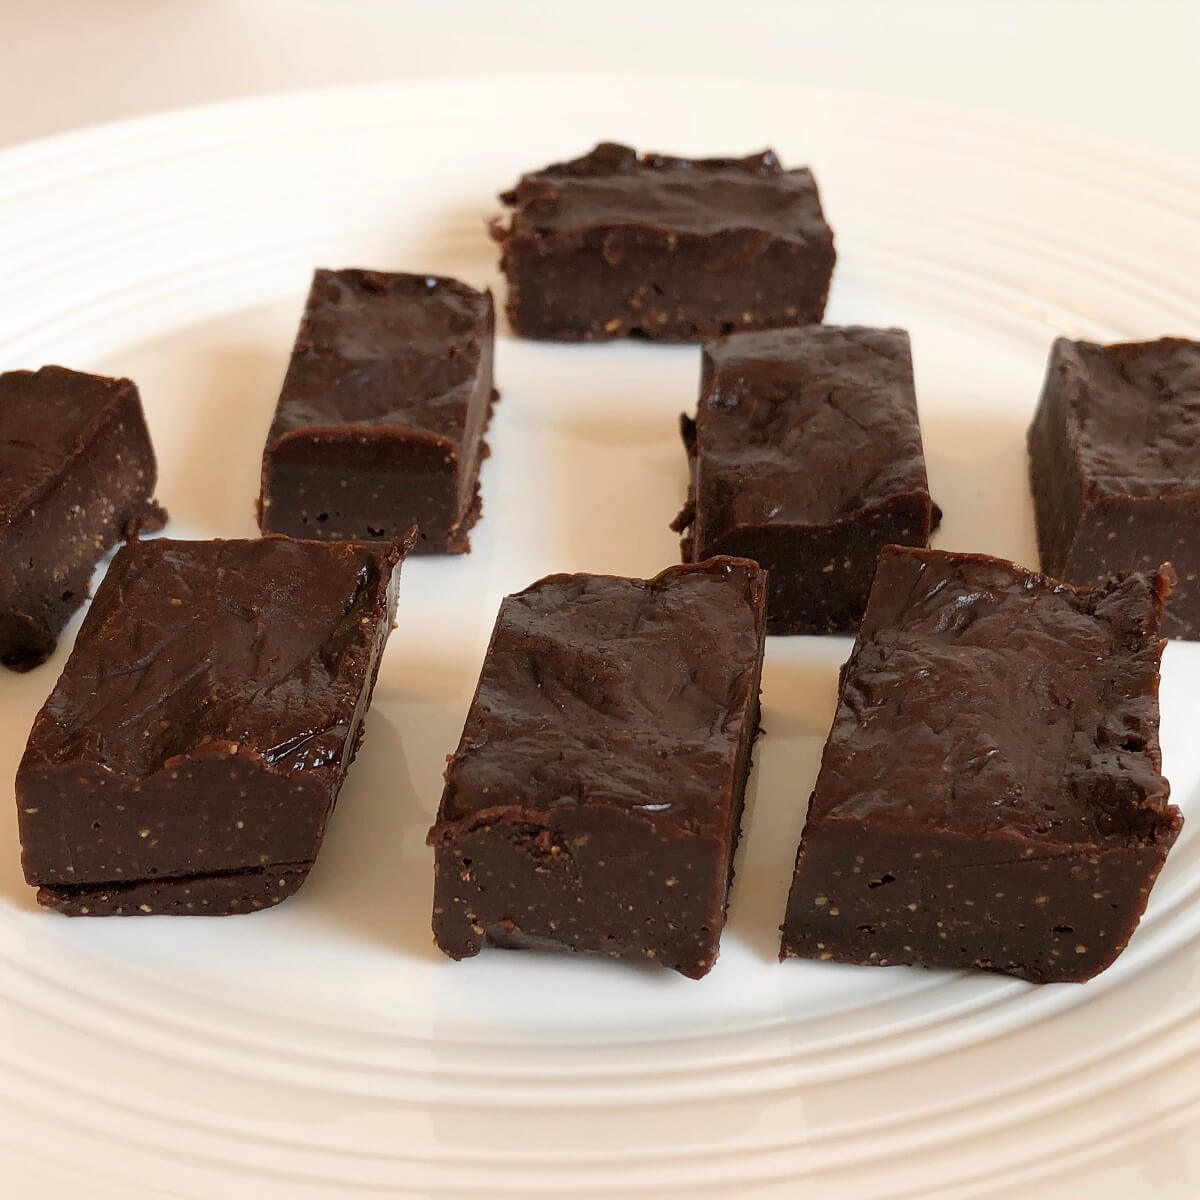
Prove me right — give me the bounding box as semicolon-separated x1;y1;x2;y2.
17;532;413;915
781;546;1182;983
672;326;938;634
0;366;165;671
258;269;496;553
1029;336;1200;639
492;142;836;341
427;557;768;978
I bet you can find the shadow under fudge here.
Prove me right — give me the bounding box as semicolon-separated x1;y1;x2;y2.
0;665;65;911
293;704;444;963
725;647;844;965
153;341;285;536
555;406;685;577
921;410;1039;568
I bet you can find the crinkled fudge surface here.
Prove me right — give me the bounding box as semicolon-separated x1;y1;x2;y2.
23;536;403;780
265;268;492;443
500;142;830;241
436;557;767;839
815;546;1176;848
1050;337;1200;500
693;326;933;536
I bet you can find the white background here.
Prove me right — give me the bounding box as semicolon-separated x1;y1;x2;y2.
1;0;1198;164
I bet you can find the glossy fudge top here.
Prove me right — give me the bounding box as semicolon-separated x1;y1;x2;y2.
1050;337;1200;499
23;536;405;781
500;142;830;242
696;326;931;536
0;365;142;526
266;269;492;445
439;557;767;836
813;546;1176;848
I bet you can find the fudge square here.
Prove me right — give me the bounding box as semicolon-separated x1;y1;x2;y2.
258;268;496;554
1029;336;1200;639
492;142;836;341
16;533;414;915
672;326;938;635
0;366;165;672
427;557;768;979
781;546;1182;983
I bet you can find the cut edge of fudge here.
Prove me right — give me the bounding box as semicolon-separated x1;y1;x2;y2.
427;556;769;978
257;269;497;554
0;365;167;672
671;327;940;634
37;862;312;916
491;142;836;342
260;388;498;555
16;530;415;915
780;545;1182;983
1029;335;1200;639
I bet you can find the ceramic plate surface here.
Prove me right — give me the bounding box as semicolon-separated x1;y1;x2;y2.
1;78;1199;1199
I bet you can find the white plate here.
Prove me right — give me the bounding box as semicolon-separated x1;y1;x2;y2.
1;77;1199;1200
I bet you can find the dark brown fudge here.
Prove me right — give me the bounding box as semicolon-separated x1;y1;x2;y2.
0;366;165;671
492;142;835;341
427;557;768;978
17;532;413;915
672;326;938;634
258;269;496;553
1029;336;1200;638
781;546;1182;983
